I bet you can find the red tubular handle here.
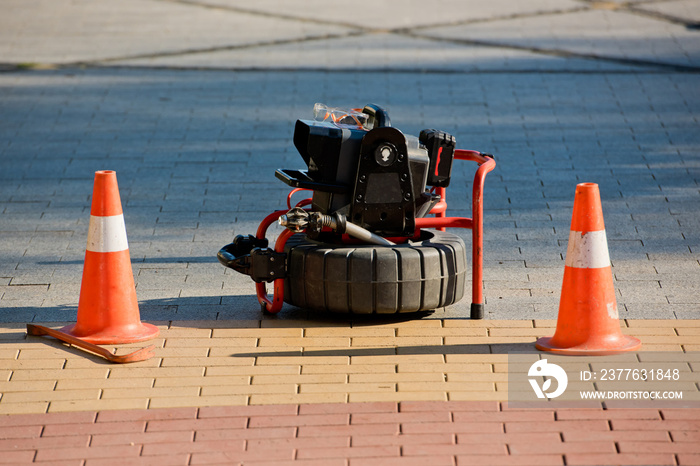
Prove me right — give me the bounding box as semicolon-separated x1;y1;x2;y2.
420;150;496;317
457;150;496;312
255;214;296;314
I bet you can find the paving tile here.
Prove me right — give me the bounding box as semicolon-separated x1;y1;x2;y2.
246;435;350;451
0;410;96;426
90;430;194;447
299;402;396;415
563;453;677;466
0;434;90;450
297;445;400;460
352;433;454;447
0;450;41;464
562;429;670;442
198;404;301;419
48;399;150;413
249;393;347;405
141;439;245;456
509;440;616;455
1;388;101;403
148;395;248;409
96;407;198;423
349;392;448;403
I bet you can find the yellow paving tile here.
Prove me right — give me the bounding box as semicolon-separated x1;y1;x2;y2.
350;354;443;365
340;347;395;356
48;398;149;413
301;364;395;375
149;395;247;409
10;368;109;381
444;336;537;345
637;353;699;362
56;378;155;390
2;359;67;369
443;320;534;328
0;348;18;358
397;363;493;373
492;363;511;373
107;367;205;378
349;391;447;403
261;319;350;329
623;327;678;336
396;327;487;337
252;374;347;385
305;327;395;337
362;319;443;328
446;373;508;382
488;328;555;337
16;347;81;359
255;356;349;366
398;381;495;392
0;401;49;414
206;365;300;376
171;320;259;329
133;346;209;358
448;391;507;401
202;384;295;396
208;347;261;357
242;346;304;354
154;376;250;387
0;334;27;343
351;337;443;347
158;328;212;338
213;328;302;337
349;373;445;383
165;337;257;348
249;393;346;405
0;380;57;392
299;383;396;394
639;344;684;351
257;337;351;347
628;319;700;327
637;335;700;344
111;338;166;349
160;357;255;367
1;389;101;403
444;354;509;363
101;386;201;399
64;358;162;369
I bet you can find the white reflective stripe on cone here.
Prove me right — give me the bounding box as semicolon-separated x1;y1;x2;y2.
86;214;129;253
565;230;611;269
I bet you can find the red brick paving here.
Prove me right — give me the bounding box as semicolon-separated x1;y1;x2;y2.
1;401;699;465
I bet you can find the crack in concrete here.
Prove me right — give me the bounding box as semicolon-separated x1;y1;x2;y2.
401;31;700;73
3;0;698;72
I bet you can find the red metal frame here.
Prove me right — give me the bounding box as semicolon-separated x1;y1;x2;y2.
254;149;496;316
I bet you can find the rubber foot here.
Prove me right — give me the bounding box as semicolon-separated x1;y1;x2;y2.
470;303;484;320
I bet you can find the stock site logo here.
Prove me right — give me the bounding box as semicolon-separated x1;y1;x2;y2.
528;359;568;399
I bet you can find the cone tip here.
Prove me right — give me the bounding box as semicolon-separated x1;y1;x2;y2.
571;182;605;232
91;170;122;217
576;182;598;190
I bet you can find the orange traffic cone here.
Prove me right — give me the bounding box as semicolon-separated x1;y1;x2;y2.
61;170;159;345
535;183;641;355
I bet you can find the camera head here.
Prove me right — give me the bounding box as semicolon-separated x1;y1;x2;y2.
276;104;455;237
